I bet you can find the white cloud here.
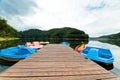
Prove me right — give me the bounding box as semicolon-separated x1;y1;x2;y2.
0;0;120;37
85;12;120;36
83;0;120;37
20;0;98;30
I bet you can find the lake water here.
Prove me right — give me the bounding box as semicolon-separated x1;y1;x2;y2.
0;40;120;77
0;64;10;72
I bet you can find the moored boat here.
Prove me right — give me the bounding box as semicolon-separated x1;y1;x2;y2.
0;45;37;62
75;43;85;52
60;41;70;46
80;46;114;65
25;41;44;49
40;41;50;45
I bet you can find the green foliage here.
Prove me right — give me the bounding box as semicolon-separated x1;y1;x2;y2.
19;27;89;41
108;32;120;40
99;32;120;40
98;32;120;47
0;17;18;37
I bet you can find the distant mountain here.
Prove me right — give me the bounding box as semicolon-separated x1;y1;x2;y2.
0;17;18;37
99;32;120;40
97;32;120;47
19;27;89;42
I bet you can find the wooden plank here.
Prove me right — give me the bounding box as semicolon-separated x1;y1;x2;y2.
0;44;119;80
0;74;119;80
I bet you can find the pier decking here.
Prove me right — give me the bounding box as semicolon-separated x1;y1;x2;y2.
0;44;119;80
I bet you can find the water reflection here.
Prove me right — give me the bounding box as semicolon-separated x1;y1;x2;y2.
0;64;9;72
20;38;88;49
98;39;120;47
0;40;21;49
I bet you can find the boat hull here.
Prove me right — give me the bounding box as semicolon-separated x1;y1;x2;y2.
0;56;23;62
93;60;114;70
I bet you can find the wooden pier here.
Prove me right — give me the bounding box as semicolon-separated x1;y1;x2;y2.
0;44;119;80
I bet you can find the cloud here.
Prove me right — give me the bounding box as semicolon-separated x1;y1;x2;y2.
0;0;37;17
0;0;120;37
84;13;120;37
86;0;106;11
19;0;97;30
0;0;38;30
83;0;120;37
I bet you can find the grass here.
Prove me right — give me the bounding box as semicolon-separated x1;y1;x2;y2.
0;37;19;41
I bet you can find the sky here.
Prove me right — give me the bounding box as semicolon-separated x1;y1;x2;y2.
0;0;120;37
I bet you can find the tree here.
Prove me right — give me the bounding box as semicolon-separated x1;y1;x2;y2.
19;27;89;41
0;17;18;37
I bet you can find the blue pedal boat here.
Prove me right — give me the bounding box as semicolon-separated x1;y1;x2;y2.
60;41;70;46
80;46;114;65
0;45;37;62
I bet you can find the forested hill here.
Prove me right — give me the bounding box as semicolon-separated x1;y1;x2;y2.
0;17;18;37
19;27;89;41
0;17;89;40
99;32;120;40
